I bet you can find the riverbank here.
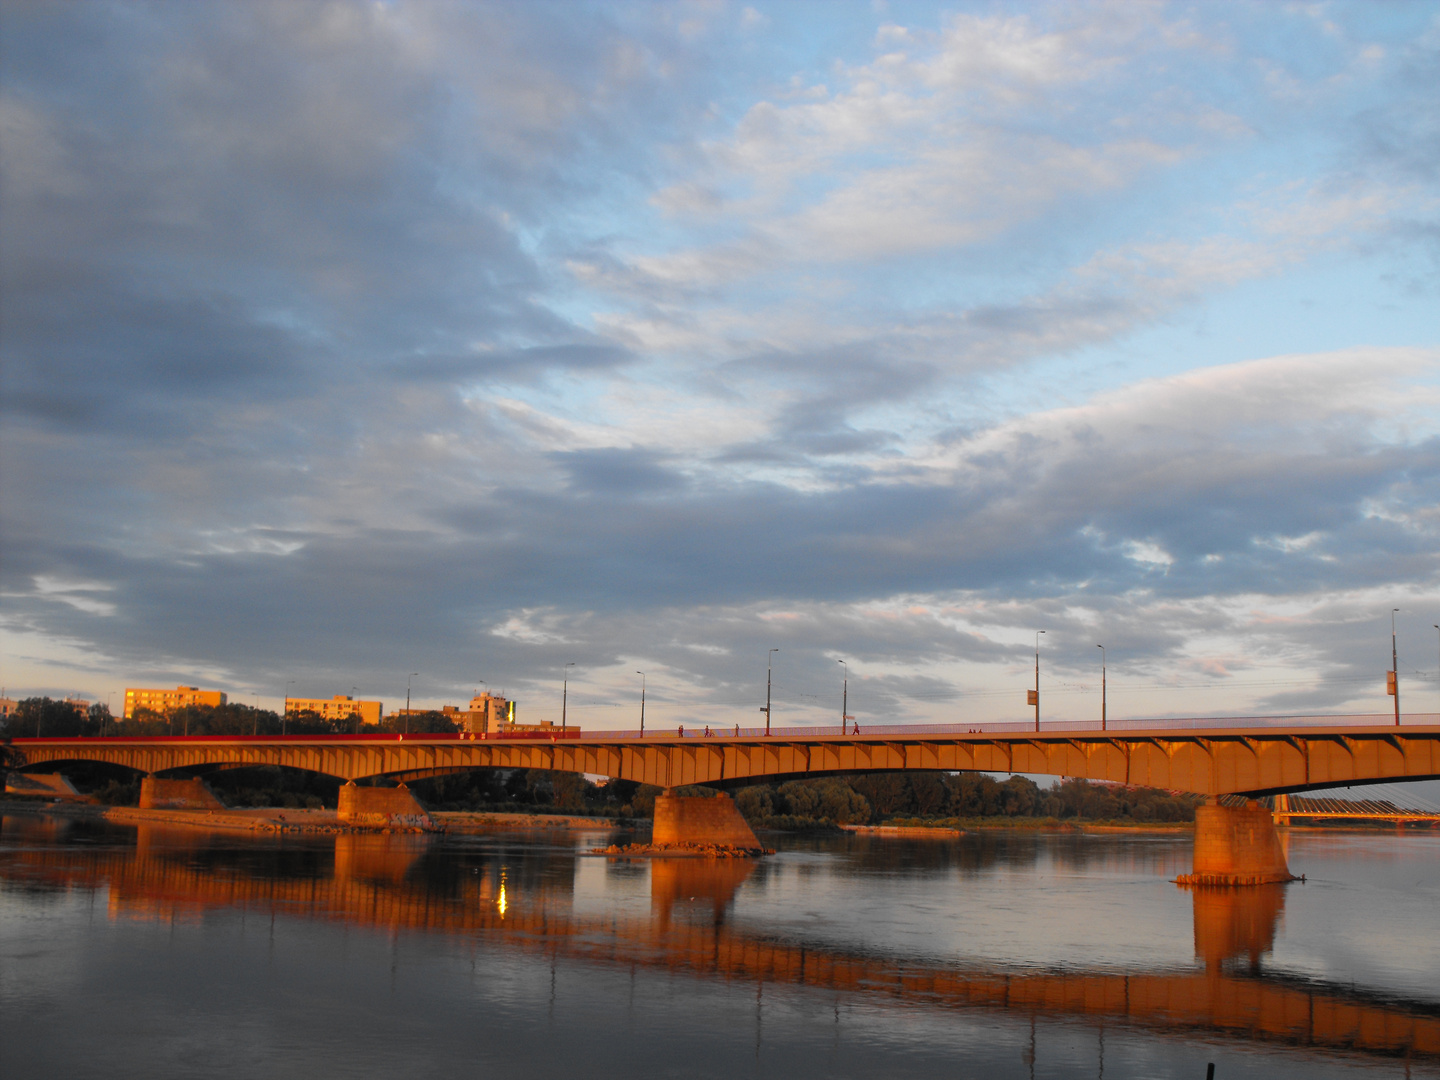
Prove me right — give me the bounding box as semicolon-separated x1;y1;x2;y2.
0;799;362;833
0;800;638;837
871;816;1195;833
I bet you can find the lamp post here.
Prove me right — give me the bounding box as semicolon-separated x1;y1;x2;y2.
1033;631;1045;732
562;663;575;733
763;648;779;736
351;686;359;733
1096;644;1106;731
1391;610;1400;727
406;672;419;734
838;659;853;732
636;671;646;736
1434;625;1439;720
283;680;294;736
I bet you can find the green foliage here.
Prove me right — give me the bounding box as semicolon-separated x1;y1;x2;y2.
378;711;459;734
1045;777;1198;822
97;703;284;736
5;697;101;737
204;766;340;809
731;772;1199;828
403;769;651;817
774;778;871;824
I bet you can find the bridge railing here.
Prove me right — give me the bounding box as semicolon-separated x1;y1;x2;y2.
557;712;1440;739
9;712;1437;745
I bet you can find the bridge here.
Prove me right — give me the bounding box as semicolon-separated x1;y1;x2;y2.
1271;790;1440;826
10;713;1440;796
11;715;1439;881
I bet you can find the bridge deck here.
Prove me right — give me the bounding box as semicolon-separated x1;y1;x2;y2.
10;719;1440;796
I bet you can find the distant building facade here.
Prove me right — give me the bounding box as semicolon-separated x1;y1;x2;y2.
287;695;383;726
123;686;227;719
0;698;17;721
389;692;515;734
468;692;514;734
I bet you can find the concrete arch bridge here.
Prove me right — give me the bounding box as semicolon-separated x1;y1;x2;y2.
11;716;1439;882
10;715;1440;795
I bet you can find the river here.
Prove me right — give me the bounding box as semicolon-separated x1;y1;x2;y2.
1;813;1436;1079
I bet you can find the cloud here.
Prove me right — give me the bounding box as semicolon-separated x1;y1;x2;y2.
2;1;1437;730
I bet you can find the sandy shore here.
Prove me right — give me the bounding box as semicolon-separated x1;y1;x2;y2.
0;800;364;833
0;799;637;836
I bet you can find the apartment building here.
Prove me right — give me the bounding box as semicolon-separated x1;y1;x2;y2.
123;685;227;719
286;694;383;726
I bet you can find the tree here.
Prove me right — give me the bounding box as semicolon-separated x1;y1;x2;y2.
850;773;910;816
550;771;591;810
379;711;458;734
6;697;94;738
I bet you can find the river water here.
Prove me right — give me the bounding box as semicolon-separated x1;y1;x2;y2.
0;813;1436;1079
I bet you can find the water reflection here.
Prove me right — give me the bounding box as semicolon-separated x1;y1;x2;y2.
1;814;1436;1064
650;857;755;927
1190;883;1286;975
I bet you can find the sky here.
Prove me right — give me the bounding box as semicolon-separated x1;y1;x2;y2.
2;0;1439;735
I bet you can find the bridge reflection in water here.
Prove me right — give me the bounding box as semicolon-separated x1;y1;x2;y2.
1;816;1436;1064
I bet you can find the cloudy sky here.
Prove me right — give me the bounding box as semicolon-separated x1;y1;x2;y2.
2;0;1439;731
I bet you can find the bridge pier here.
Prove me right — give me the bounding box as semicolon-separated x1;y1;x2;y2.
1178;800;1295;886
336;782;436;831
652;791;763;852
138;776;224;810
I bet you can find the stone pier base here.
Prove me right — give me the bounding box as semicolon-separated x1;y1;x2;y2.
337;783;436;830
139;776;225;810
652;792;763;852
1177;800;1295;886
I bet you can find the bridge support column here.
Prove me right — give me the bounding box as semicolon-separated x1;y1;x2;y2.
652;791;763;852
336;783;436;831
139;776;225;810
1178;800;1295;886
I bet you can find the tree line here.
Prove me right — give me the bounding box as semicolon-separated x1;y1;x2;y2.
0;697;463;738
410;770;1199;825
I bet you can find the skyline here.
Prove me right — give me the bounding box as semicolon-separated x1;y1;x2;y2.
3;1;1440;730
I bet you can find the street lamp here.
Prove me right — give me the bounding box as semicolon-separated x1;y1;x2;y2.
562;663;575;733
636;671;646;736
1434;625;1439;720
283;679;295;736
1391;610;1400;727
406;672;419;734
1096;644;1106;731
838;659;853;733
351;686;359;733
1033;631;1045;732
763;649;779;736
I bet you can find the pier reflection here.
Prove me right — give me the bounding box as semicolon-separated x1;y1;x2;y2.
649;857;755;927
1191;882;1286;975
1;814;1435;1062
